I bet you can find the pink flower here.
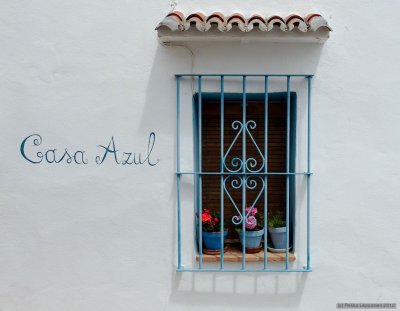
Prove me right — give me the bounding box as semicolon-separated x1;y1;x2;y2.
245;216;257;230
245;206;258;216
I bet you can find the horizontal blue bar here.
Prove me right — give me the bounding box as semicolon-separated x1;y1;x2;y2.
176;172;313;175
193;92;295;103
177;269;312;273
176;74;313;78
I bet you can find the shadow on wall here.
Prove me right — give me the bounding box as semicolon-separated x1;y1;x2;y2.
140;41;325;135
142;40;323;307
169;271;308;308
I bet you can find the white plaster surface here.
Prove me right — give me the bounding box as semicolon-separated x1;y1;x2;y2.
0;0;399;310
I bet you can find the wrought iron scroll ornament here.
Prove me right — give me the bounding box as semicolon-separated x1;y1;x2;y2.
223;120;265;173
222;119;266;226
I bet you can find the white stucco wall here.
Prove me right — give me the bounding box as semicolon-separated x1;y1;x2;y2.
1;0;399;310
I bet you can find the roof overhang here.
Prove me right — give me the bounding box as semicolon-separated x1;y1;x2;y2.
156;11;332;44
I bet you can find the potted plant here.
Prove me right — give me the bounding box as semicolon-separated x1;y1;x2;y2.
197;208;228;251
268;212;288;250
235;206;264;252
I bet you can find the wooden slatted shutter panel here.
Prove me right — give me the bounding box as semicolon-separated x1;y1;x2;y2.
201;99;287;239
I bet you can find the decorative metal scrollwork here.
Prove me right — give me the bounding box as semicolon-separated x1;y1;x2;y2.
223;175;243;225
244;120;265;173
223;120;265;173
223;175;265;225
223;121;244;173
222;119;266;226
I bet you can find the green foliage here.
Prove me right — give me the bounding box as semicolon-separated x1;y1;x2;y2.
268;212;286;229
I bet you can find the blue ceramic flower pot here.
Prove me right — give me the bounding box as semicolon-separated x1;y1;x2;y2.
202;230;228;250
268;227;287;249
236;227;264;249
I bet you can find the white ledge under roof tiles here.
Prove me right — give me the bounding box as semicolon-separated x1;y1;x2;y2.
156;11;332;44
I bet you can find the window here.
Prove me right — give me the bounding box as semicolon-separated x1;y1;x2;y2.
176;75;312;272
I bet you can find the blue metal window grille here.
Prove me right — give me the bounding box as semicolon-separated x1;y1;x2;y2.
176;74;312;272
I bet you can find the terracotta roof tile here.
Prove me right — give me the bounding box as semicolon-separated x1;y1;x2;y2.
305;13;332;31
205;12;226;32
286;14;308;32
226;13;247;32
266;15;287;32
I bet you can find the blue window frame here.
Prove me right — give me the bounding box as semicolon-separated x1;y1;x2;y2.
176;74;312;272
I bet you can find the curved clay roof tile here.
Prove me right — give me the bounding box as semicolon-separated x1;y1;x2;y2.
205;12;227;32
267;15;287;31
247;14;268;31
226;13;247;32
187;12;207;31
167;11;184;22
286;14;308;32
158;11;189;31
305;13;332;31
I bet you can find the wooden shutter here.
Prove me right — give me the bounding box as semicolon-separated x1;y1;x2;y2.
201;99;287;238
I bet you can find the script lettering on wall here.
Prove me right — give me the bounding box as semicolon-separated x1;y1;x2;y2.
20;133;159;166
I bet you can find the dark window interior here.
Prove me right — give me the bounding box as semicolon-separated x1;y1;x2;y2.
194;92;296;245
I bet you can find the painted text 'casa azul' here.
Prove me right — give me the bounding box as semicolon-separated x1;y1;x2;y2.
20;133;159;166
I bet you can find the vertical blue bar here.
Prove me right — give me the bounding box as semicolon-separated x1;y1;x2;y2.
242;75;247;270
285;76;291;270
307;76;312;270
176;76;182;270
220;76;225;269
198;76;203;269
263;76;269;269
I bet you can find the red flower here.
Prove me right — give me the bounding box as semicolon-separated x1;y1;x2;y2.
202;213;211;223
199;208;223;232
